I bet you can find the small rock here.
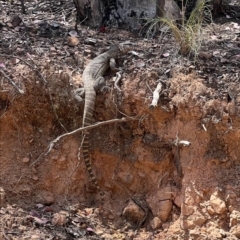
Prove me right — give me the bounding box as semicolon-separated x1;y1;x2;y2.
68;30;78;37
35;191;54;205
107;213;114;220
51;212;67;226
162;222;170;230
209;192;226;214
230;210;240;227
230;225;240;238
122;200;145;223
32;175;38;181
182;204;194;216
181;219;195;230
174;194;183;208
146;187;173;222
206;205;215;215
150;217;162;230
50;47;56;52
31;235;40;240
157;200;172;222
67;36;79;47
198;51;212;60
193;210;207;227
22;157;30;163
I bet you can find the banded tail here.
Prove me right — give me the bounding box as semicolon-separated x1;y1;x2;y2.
81;87;104;199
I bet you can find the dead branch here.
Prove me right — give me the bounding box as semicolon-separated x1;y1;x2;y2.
0;70;25;94
113;71;122;92
46;117;138;155
150;82;163;108
15;117;138;187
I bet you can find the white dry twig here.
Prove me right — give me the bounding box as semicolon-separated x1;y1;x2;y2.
113;71;122;92
0;70;25;94
150;82;163;108
15;117;138;187
46;117;138;155
173;132;191;147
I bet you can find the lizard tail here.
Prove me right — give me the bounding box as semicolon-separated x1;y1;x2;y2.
82;90;104;200
82;132;104;200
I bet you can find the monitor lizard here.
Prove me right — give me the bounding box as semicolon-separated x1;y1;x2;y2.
74;44;120;200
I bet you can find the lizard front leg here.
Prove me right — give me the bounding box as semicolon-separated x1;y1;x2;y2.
94;76;110;93
74;88;85;103
110;58;119;71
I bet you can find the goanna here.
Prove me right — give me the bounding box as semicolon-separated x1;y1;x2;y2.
74;44;120;199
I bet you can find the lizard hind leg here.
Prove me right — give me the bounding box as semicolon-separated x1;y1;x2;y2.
74;87;85;103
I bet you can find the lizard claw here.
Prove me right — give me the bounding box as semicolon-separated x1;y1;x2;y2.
100;85;111;94
74;88;85;103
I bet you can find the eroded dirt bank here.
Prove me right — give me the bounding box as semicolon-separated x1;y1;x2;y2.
1;66;240;239
1;0;240;239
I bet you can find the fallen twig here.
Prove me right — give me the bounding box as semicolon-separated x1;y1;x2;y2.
0;70;25;94
46;117;138;155
15;117;138;187
150;82;163;108
113;71;122;92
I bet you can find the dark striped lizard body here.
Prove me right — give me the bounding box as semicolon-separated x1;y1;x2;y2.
75;44;120;198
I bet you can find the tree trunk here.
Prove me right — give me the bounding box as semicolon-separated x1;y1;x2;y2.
156;0;165;18
212;0;223;16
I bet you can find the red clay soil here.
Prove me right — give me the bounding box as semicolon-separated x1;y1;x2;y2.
1;0;240;239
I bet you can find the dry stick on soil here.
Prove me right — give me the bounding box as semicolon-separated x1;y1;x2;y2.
113;71;122;92
15;117;138;186
0;70;25;94
46;117;138;156
150;82;163;108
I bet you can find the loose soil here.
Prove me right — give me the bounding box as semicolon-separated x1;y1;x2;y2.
0;0;240;239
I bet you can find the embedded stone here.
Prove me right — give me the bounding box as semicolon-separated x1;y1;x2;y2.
209;194;226;214
122;200;145;223
150;217;162;230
